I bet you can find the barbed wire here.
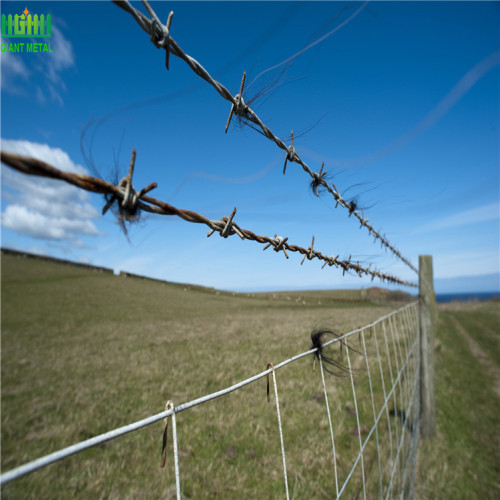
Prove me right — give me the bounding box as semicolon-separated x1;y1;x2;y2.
111;0;418;274
0;302;418;487
0;149;417;288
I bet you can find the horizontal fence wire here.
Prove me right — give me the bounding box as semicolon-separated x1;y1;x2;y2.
0;301;419;495
111;0;418;275
0;150;417;288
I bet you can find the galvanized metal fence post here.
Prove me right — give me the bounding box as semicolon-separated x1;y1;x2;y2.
419;255;436;438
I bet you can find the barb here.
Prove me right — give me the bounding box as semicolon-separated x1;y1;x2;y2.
225;71;248;133
0;150;417;288
111;0;417;274
101;148;158;222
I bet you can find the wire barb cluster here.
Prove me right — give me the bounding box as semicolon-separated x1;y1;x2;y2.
0;150;417;287
101;148;158;219
112;0;417;274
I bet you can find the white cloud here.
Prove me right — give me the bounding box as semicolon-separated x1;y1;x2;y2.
1;139;102;244
14;194;97;220
46;25;75;86
0;22;75;104
35;85;47;104
0;37;30;93
47;83;64;106
71;239;90;249
416;202;500;233
1;205;101;239
433;250;500;279
1;139;86;173
35;23;75;104
27;245;47;256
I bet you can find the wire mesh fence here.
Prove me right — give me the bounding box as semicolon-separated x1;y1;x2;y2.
1;301;420;499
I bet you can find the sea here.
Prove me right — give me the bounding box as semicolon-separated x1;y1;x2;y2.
435;291;500;303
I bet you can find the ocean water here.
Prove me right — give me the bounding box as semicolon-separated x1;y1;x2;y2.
435;291;500;303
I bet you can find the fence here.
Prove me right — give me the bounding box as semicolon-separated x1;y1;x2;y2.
110;0;418;275
0;254;437;497
0;149;416;289
0;1;437;496
1;0;419;289
1;298;431;499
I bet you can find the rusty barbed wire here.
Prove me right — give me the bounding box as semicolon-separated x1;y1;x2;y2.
0;150;417;288
111;0;418;274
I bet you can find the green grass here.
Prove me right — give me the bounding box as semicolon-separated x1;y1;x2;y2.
450;307;500;366
415;303;500;499
1;252;498;499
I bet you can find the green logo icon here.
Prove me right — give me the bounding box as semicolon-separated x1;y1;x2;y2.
1;8;51;38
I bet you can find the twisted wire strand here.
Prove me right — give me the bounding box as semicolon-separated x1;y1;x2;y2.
111;0;418;274
0;150;417;288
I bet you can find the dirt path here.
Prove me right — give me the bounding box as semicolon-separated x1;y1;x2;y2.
451;316;500;398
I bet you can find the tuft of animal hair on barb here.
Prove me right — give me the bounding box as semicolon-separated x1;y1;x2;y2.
310;327;350;376
102;190;143;240
309;169;330;197
347;199;358;215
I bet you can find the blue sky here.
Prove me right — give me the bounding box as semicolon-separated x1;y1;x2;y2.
1;0;499;293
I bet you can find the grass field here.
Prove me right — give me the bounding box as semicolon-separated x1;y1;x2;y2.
1;252;499;499
415;301;500;499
